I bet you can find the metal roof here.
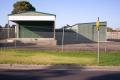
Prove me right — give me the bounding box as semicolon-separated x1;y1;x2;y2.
8;11;56;16
8;11;56;21
71;21;107;27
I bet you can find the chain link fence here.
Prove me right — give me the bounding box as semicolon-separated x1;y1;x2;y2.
0;28;120;52
0;28;15;47
56;30;120;52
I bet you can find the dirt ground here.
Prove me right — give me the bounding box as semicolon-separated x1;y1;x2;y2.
57;42;120;51
0;41;120;51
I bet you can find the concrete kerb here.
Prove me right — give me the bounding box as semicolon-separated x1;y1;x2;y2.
0;64;120;71
0;64;51;70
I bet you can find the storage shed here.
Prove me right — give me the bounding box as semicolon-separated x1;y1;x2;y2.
67;22;107;42
56;22;107;44
8;11;56;46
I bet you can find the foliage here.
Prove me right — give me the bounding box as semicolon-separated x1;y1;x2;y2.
12;1;36;14
0;25;2;28
107;27;113;32
4;24;10;28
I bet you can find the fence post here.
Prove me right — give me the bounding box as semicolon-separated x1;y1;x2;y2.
62;27;64;52
7;21;10;39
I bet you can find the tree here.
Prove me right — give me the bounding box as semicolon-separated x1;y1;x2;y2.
0;25;2;28
11;25;16;28
4;24;10;28
12;1;36;14
0;25;2;31
107;27;113;32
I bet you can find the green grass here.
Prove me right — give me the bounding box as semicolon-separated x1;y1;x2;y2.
100;51;120;66
0;49;120;66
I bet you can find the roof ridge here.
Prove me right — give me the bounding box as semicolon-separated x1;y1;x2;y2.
72;21;107;26
8;11;56;16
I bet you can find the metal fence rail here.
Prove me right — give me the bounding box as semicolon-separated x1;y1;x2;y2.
0;28;120;51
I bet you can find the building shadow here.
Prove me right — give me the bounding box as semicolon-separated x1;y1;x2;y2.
87;72;120;80
107;39;120;42
0;64;83;80
56;29;95;45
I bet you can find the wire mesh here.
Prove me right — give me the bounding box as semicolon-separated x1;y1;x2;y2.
0;28;120;51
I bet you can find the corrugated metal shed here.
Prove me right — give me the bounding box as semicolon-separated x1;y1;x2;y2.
8;11;56;46
8;11;56;38
62;22;107;43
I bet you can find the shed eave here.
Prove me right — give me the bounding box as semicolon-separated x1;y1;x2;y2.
9;16;55;21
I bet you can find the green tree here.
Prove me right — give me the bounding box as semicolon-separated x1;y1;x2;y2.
12;1;36;14
0;25;2;28
107;27;113;32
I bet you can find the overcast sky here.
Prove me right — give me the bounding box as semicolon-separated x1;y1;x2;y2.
0;0;120;29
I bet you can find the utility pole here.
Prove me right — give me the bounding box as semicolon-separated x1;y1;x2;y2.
96;17;100;64
97;28;100;63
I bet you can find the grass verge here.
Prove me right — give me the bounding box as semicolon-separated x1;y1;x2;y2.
0;49;120;66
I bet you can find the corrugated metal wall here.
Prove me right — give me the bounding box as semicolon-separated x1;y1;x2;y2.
19;25;54;38
77;22;106;42
19;21;54;38
56;22;107;44
19;25;40;38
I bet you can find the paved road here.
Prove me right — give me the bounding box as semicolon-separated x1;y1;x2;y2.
0;69;120;80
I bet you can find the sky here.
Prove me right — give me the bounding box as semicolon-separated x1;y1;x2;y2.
0;0;120;29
